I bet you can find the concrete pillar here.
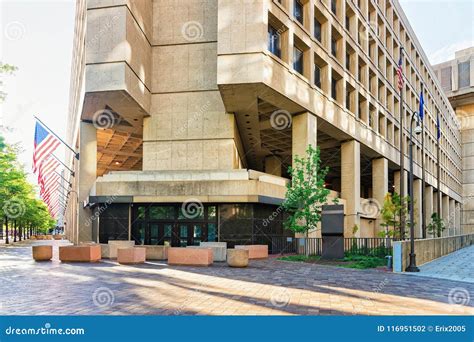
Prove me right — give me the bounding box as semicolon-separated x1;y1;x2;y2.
341;140;360;237
413;179;423;238
394;170;407;196
424;185;433;235
449;199;455;236
292;112;317;162
455;202;461;235
265;155;282;177
372;158;388;235
442;195;449;236
77;121;97;243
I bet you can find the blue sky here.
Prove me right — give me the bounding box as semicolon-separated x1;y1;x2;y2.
0;0;473;178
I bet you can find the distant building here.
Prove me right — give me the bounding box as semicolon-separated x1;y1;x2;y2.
63;0;463;245
433;47;474;234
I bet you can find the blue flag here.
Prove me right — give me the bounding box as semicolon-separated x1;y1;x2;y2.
437;113;441;140
419;91;424;121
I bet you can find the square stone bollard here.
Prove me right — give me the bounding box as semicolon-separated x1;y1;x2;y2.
107;240;135;259
227;249;249;268
168;247;213;266
235;245;268;259
143;245;169;260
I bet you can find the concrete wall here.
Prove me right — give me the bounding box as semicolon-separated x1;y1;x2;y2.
393;234;474;272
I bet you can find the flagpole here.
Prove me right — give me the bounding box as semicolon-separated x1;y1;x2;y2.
34;115;80;160
437;112;441;233
421;84;426;238
51;154;75;177
54;170;73;188
399;46;406;239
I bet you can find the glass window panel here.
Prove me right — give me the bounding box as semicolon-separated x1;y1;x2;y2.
180;225;188;237
149;206;175;220
458;62;470;88
208;206;217;220
208;223;217;242
293;47;304;74
268;25;281;58
137;206;146;220
314;19;321;42
294;0;303;24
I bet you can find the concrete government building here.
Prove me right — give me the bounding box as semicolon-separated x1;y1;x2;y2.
64;0;464;246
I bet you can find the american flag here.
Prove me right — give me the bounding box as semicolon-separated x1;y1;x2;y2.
38;158;60;187
33;121;60;173
397;57;404;91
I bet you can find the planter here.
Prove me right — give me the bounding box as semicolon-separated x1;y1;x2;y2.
168;247;213;266
117;247;146;265
235;245;268;259
59;245;101;262
32;245;52;261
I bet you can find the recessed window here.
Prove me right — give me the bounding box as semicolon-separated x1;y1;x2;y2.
293;46;304;74
314;18;322;42
331;77;337;100
346;52;350;70
294;0;304;24
268;25;281;58
314;64;321;88
331;37;337;57
345;16;350;30
331;0;337;16
458;61;470;89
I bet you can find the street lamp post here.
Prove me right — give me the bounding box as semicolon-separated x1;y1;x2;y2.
406;111;422;272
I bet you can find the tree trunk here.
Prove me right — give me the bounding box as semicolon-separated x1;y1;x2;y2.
13;220;17;242
5;216;9;244
19;220;22;241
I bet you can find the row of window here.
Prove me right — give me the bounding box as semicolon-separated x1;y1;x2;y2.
438;61;471;92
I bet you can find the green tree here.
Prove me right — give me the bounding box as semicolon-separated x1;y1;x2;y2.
282;145;331;237
427;212;445;238
378;191;411;239
0;62;17;102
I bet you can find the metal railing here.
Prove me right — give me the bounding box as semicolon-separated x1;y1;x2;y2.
270;236;393;256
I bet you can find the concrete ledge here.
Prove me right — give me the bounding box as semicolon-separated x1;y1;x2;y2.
168;247;213;266
143;245;169;260
32;245;52;261
235;245;268;259
393;234;474;272
59;245;101;262
227;249;249;267
117;247;146;264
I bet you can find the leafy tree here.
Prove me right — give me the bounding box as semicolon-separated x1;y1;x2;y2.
378;192;411;240
282;145;331;238
0;62;17;102
427;212;445;238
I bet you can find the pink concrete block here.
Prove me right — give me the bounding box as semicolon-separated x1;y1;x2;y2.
117;247;146;265
235;245;268;259
168;247;213;266
59;245;101;262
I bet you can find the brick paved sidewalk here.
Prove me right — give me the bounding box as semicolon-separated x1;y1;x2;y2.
0;240;472;315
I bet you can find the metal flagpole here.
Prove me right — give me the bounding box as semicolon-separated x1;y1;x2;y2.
437;112;442;229
399;46;406;239
421;84;426;238
51;154;75;177
54;170;73;187
34;115;79;160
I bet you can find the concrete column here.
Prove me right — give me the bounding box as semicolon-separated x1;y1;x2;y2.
394;170;408;196
292;112;317;162
265;155;283;177
372;157;388;235
341;140;360;237
413;179;423;238
442;195;449;236
424;185;434;235
455;202;461;235
449;199;455;236
77;121;97;243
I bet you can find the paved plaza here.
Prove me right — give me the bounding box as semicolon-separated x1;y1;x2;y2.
0;240;472;315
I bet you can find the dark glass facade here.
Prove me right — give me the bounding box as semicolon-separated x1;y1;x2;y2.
97;203;293;249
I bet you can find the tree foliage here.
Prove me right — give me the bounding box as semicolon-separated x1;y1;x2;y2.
0;135;55;241
282;145;331;235
427;212;445;238
378;192;411;239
